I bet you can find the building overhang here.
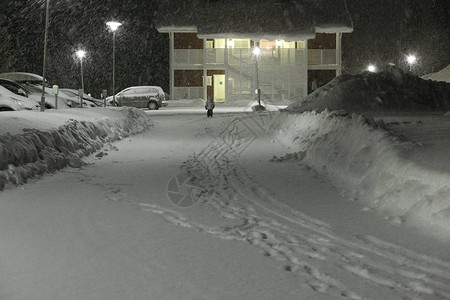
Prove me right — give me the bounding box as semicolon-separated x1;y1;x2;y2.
155;0;353;40
157;26;197;33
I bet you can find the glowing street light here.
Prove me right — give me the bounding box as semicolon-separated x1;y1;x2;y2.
253;47;261;106
253;46;261;56
367;64;377;73
76;49;86;93
106;21;122;32
106;21;122;105
406;54;417;72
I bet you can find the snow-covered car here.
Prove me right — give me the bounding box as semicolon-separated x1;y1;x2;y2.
106;86;167;110
20;83;71;109
0;73;71;109
0;72;47;85
0;95;26;111
63;89;103;106
59;89;103;107
0;83;40;111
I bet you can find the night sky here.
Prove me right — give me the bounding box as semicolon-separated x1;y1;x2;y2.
344;0;450;75
1;0;449;97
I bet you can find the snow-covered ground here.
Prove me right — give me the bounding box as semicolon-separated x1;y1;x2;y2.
160;99;286;113
1;71;450;298
0;108;152;190
275;111;450;232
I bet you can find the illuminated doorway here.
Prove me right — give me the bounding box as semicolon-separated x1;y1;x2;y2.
207;70;226;102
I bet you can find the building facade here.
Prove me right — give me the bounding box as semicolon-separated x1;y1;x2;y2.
156;0;353;103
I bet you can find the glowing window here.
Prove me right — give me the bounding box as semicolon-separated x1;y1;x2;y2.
228;39;250;48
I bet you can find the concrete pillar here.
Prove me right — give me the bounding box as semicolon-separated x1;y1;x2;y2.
203;38;207;101
169;32;174;99
336;33;342;76
225;38;229;102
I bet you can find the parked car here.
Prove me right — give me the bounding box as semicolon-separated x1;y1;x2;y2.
56;89;90;107
59;89;103;107
18;83;70;109
0;95;26;111
0;72;47;85
106;86;167;110
0;85;40;111
0;72;72;109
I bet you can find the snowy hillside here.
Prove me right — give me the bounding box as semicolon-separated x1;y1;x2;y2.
0;108;152;190
422;64;450;83
286;67;450;113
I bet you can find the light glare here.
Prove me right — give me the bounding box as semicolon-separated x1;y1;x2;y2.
406;54;417;65
367;64;376;72
253;47;261;56
106;21;122;32
76;50;86;59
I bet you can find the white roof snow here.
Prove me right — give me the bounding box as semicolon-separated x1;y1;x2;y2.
0;72;45;83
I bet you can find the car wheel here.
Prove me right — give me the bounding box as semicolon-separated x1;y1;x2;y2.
148;101;158;110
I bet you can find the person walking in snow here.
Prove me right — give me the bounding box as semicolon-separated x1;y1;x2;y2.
205;98;215;117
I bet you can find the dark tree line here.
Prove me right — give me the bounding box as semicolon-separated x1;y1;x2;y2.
1;0;168;98
1;0;449;98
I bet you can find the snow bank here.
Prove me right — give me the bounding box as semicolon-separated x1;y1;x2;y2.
422;64;450;83
286;67;450;113
0;108;152;190
277;111;450;230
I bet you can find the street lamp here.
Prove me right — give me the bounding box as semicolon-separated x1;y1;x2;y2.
40;0;50;111
76;49;86;93
253;47;261;107
367;64;376;73
106;21;122;106
406;54;417;72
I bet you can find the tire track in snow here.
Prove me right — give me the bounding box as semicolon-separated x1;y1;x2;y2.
182;115;450;299
133;115;365;299
102;114;450;299
229;161;450;299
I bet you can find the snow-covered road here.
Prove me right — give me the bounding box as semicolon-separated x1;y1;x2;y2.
1;111;450;299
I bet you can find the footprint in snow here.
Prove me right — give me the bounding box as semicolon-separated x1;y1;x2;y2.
95;151;107;158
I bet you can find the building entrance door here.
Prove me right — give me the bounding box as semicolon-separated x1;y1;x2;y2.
213;74;225;102
207;70;226;103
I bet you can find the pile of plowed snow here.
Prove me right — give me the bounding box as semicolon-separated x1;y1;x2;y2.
276;110;450;230
0;107;152;190
286;67;450;114
422;64;450;83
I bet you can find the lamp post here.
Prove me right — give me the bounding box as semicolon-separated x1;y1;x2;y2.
106;21;122;106
253;46;261;106
76;50;86;93
40;0;50;111
406;54;417;72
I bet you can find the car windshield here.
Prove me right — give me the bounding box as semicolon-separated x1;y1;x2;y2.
22;84;44;94
0;81;29;96
60;90;76;97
